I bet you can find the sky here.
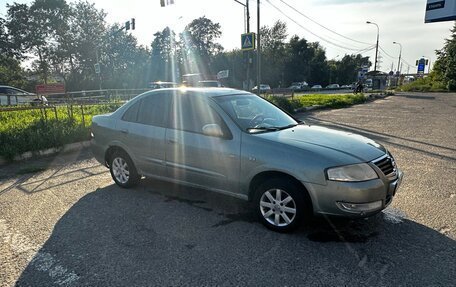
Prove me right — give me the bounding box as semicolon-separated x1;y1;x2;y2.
1;0;454;73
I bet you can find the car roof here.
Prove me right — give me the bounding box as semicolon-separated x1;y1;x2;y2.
0;85;32;93
0;85;18;89
145;87;251;98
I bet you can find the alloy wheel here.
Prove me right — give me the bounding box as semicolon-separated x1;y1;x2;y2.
260;188;297;227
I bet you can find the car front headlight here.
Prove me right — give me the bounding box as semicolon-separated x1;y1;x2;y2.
327;163;378;182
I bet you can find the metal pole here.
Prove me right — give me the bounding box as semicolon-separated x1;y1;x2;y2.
257;0;261;96
367;21;379;72
393;42;402;73
375;30;379;72
246;0;250;91
246;0;250;33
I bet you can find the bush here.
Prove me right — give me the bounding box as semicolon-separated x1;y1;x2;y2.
400;77;447;92
447;79;456;91
265;96;300;113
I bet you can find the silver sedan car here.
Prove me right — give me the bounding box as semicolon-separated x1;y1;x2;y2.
91;88;403;232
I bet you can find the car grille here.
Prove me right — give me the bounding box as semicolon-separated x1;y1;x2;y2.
373;154;396;178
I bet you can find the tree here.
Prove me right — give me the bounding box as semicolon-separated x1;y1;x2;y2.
334;54;371;85
307;42;330;86
100;24;150;89
180;16;223;75
284;35;313;85
212;49;245;88
150;27;179;82
434;23;456;91
260;21;288;87
65;0;107;90
6;0;72;83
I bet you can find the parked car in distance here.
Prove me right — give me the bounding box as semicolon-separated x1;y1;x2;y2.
341;84;351;89
149;81;178;89
197;80;222;87
288;82;308;90
91;88;403;232
311;85;322;89
252;84;271;93
0;85;36;106
326;84;340;89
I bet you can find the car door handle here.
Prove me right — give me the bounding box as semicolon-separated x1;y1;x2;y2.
168;138;178;144
120;129;129;134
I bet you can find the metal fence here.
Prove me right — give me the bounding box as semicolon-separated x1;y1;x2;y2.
0;88;150;107
0;102;122;128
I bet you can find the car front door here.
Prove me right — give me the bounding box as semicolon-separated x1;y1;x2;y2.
165;93;241;194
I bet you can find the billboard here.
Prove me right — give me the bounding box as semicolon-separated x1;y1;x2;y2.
425;0;456;23
35;83;65;94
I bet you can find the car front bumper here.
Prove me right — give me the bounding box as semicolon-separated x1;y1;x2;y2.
304;169;403;218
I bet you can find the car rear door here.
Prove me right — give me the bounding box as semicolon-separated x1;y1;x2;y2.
116;92;169;177
165;93;241;193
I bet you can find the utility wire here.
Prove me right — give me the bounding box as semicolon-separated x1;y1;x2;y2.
379;46;397;60
265;0;373;52
277;0;374;46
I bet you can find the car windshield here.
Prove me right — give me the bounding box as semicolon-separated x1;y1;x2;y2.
214;94;298;133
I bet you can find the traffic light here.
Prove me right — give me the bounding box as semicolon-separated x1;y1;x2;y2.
131;18;135;30
125;21;130;31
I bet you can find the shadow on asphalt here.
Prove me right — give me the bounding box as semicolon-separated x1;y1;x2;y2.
15;178;455;286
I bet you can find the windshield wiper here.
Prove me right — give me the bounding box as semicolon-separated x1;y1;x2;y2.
276;121;306;130
277;123;298;130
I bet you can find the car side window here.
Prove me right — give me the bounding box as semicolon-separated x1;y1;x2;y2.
137;93;168;127
122;101;140;122
6;88;19;95
171;95;230;137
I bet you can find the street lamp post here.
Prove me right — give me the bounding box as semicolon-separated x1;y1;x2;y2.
366;21;379;72
257;0;261;96
393;41;402;74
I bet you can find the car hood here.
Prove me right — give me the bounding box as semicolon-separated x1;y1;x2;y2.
256;125;386;162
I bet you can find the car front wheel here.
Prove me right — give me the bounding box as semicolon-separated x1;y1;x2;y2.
109;151;140;188
255;178;307;232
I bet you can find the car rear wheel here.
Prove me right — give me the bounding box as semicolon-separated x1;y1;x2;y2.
255;178;307;232
109;151;140;188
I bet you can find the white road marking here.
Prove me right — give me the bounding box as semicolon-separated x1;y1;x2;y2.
0;219;79;286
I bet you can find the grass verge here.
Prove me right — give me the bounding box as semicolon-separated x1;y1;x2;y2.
265;93;367;113
0;103;122;161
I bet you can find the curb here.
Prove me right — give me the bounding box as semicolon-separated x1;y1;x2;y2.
0;140;91;166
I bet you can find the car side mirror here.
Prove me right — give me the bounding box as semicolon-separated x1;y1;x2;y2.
202;124;224;137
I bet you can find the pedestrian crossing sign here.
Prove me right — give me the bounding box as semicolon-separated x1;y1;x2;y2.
241;33;256;51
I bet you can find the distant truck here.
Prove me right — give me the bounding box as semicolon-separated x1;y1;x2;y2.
182;73;222;87
148;81;179;89
197;80;222;87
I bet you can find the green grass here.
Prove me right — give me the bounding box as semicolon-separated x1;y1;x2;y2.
266;93;366;113
0;103;122;161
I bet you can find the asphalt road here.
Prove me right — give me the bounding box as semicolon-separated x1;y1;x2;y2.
0;92;455;286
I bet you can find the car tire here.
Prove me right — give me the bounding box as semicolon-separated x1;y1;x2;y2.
254;178;307;232
109;150;140;188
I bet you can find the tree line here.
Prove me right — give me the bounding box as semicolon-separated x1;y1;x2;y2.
1;0;372;92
